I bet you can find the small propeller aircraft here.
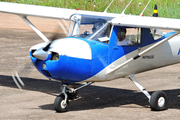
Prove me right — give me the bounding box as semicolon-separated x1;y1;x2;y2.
1;0;180;112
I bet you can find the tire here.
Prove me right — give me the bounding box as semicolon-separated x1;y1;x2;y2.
150;91;168;111
54;95;69;112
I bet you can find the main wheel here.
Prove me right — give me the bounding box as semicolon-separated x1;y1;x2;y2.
150;91;168;111
54;95;69;112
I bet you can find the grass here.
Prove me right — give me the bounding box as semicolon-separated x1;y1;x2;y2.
1;0;180;18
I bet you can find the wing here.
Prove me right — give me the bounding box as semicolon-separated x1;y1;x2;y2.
0;2;119;42
112;15;180;31
1;2;180;31
0;2;118;20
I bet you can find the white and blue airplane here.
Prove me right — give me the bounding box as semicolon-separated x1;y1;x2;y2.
1;0;180;112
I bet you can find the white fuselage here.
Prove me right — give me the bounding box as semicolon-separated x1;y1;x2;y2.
85;35;180;82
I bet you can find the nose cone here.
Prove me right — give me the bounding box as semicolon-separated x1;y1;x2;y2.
33;48;49;60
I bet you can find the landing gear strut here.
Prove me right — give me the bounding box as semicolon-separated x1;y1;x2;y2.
54;82;93;112
129;75;168;111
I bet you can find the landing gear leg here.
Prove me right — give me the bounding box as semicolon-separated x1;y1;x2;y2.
54;82;93;112
128;75;168;111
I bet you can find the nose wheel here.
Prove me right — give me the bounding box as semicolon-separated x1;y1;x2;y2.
54;94;69;112
54;82;93;112
54;85;69;112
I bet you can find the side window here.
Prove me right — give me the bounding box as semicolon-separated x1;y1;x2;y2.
126;28;141;45
117;27;141;46
150;29;164;40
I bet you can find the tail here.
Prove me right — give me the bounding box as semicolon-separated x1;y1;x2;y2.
152;4;158;17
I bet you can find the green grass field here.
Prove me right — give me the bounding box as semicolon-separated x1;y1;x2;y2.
1;0;180;18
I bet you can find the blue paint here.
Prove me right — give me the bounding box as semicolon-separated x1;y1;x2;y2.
30;52;92;83
178;48;180;55
164;31;175;38
87;41;109;77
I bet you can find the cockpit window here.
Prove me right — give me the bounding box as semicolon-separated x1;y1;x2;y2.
68;14;112;44
87;22;111;42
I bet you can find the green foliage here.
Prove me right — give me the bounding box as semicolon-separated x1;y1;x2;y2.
1;0;180;18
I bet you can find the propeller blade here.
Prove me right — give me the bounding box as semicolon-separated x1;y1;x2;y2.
12;71;25;89
59;21;68;35
42;31;63;52
32;21;67;59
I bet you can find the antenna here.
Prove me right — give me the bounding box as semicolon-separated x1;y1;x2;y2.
121;0;133;15
139;0;151;16
104;0;114;13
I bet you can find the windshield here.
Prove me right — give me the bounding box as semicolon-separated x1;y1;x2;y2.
68;14;112;43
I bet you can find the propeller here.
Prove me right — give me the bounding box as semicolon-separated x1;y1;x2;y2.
44;20;68;52
33;21;67;60
43;33;60;51
32;33;63;60
12;20;68;89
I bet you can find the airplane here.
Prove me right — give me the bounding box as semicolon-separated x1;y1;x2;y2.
0;0;180;112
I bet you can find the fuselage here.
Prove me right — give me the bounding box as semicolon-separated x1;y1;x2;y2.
30;28;180;84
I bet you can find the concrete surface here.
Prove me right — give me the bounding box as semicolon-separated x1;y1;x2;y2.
0;12;180;120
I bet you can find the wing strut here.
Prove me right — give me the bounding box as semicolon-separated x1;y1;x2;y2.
121;0;133;15
104;0;114;13
139;0;151;16
107;31;180;74
20;16;49;42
